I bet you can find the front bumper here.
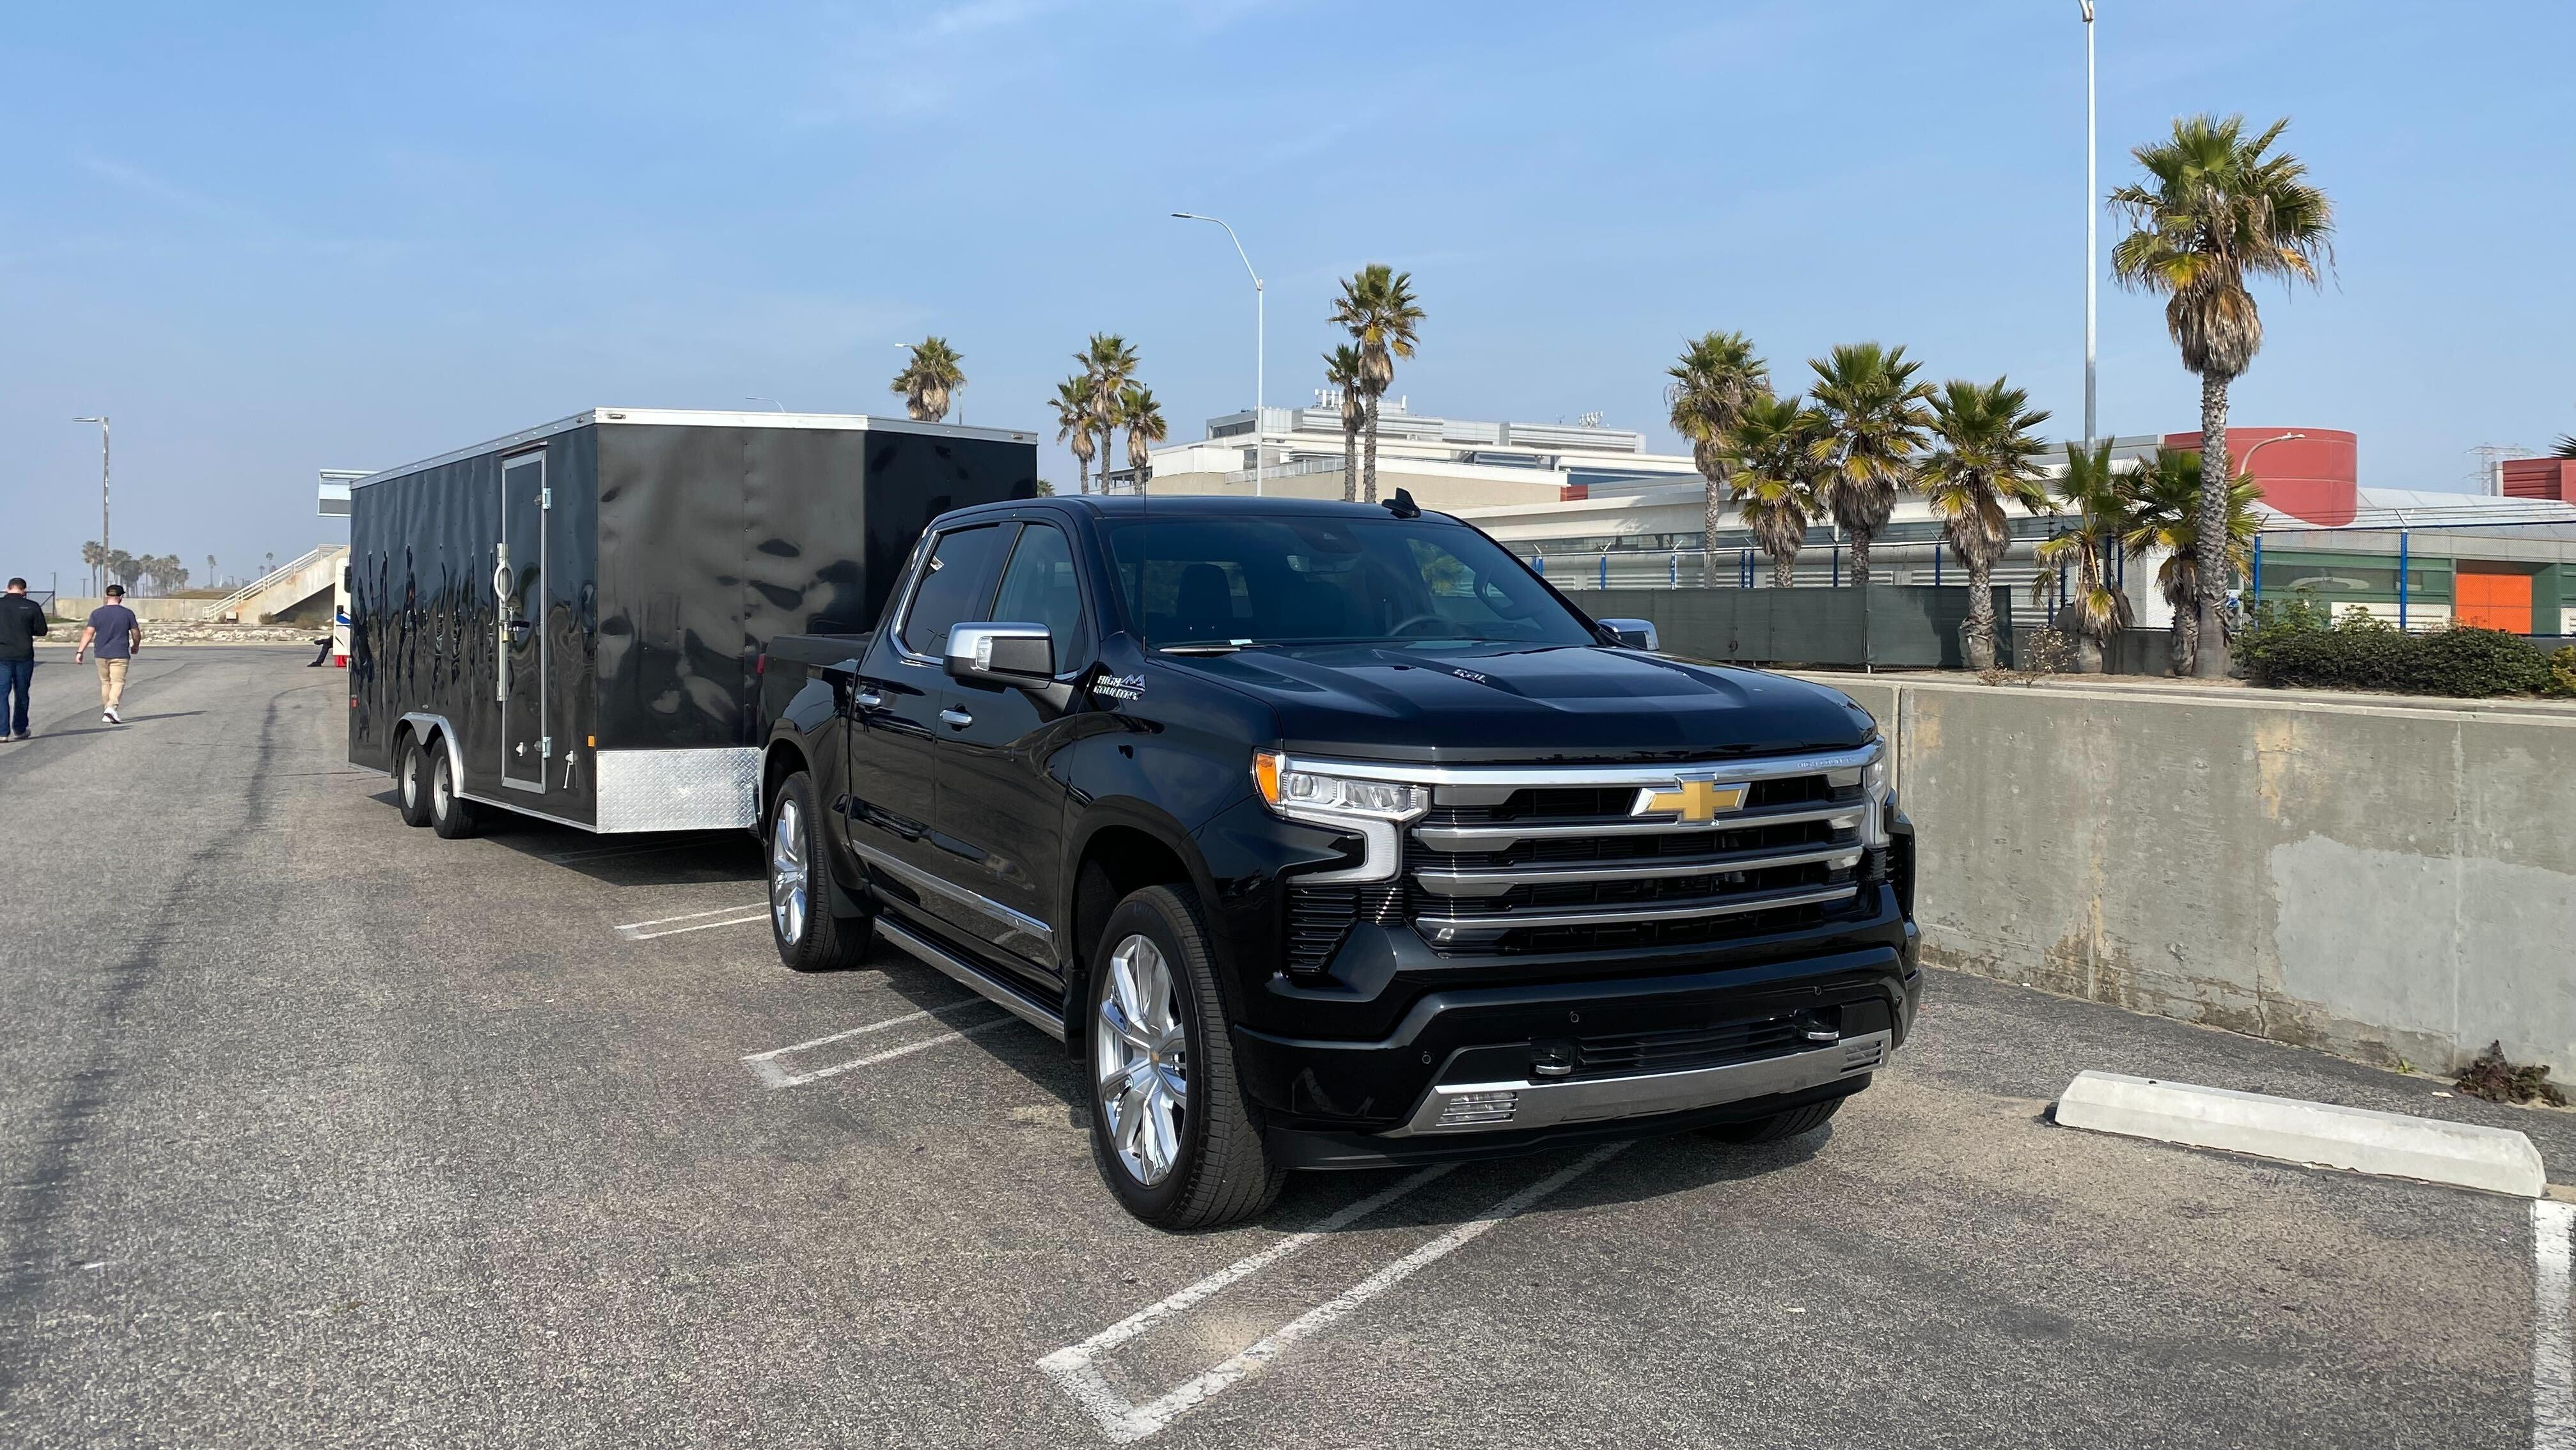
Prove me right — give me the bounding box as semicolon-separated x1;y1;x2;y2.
1233;933;1920;1167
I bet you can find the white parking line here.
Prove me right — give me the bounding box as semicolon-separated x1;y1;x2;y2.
617;903;769;940
2536;1199;2575;1450
742;1001;1016;1089
1041;1144;1623;1444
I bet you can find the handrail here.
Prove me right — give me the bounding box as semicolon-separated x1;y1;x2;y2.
200;544;344;620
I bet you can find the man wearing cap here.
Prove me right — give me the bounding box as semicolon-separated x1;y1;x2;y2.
0;577;48;741
74;584;143;725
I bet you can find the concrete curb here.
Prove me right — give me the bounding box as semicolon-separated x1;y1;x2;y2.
2055;1070;2547;1198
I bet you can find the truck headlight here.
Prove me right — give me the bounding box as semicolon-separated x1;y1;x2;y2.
1252;751;1427;885
1253;751;1429;823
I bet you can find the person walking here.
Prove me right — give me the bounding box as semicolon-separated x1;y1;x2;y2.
75;584;143;725
0;577;48;741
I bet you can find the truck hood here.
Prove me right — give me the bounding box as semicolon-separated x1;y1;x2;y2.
1168;641;1875;763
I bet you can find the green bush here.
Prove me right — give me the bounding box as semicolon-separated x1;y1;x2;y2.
2239;600;2556;697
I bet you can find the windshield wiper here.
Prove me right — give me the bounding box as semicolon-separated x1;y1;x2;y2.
1158;640;1268;655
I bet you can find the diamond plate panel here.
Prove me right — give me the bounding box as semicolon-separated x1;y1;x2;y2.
593;747;760;833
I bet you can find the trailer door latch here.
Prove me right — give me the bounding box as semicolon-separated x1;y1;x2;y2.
540;487;553;509
539;735;552;759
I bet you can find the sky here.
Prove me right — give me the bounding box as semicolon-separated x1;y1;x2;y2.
5;1;2573;596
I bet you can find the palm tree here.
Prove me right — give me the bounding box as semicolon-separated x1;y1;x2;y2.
107;550;142;595
1667;332;1771;584
1329;264;1424;504
1724;394;1828;588
2034;440;2135;670
1808;342;1932;584
2121;446;2263;675
1120;384;1167;494
890;336;966;423
1052;377;1096;494
1324;345;1366;502
2554;435;2576;459
1078;334;1139;488
1920;378;2054;669
2110;113;2334;678
81;541;105;596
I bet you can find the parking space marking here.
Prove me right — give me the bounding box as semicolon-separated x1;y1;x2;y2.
617;903;769;940
2537;1200;2575;1450
742;1001;1016;1089
1041;1144;1622;1444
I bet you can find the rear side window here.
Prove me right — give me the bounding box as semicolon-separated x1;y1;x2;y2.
897;523;1005;657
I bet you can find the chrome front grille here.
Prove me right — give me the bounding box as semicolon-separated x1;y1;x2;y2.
1400;749;1878;956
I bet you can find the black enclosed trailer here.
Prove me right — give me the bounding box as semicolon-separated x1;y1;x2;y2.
346;409;1039;834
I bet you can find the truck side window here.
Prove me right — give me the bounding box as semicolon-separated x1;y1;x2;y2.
987;522;1087;667
897;523;1005;658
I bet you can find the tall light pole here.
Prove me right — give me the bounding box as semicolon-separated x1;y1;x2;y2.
1170;212;1264;496
74;416;109;595
2080;1;2097;446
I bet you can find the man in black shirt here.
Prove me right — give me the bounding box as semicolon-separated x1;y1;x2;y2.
0;577;49;741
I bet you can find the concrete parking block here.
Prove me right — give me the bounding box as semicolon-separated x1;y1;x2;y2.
2056;1070;2547;1198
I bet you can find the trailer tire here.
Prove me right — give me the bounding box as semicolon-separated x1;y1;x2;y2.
428;747;480;840
395;736;436;828
1085;884;1284;1231
767;772;870;972
1701;1095;1844;1145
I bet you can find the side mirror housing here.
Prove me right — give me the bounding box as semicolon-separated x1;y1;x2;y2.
946;621;1056;688
1597;617;1659;651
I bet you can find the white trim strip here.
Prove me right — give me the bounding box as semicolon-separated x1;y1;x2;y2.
2538;1199;2575;1450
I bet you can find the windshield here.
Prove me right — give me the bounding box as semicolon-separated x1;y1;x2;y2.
1106;515;1596;649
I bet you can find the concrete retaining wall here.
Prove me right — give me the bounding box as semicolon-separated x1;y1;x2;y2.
1810;673;2576;1075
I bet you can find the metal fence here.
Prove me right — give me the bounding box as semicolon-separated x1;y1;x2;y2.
1530;539;2063;598
1556;584;2019;669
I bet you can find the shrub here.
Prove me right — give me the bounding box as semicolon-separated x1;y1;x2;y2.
2238;599;2555;697
2550;646;2576;698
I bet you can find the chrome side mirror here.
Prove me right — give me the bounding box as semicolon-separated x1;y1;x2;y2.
1598;618;1659;651
946;621;1055;688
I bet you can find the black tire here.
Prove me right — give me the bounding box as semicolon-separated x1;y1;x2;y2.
1702;1095;1844;1145
428;747;480;840
767;772;871;972
395;735;435;828
1085;884;1283;1231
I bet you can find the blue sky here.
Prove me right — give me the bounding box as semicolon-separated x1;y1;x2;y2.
6;1;2573;594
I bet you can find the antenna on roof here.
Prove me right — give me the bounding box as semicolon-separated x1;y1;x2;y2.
1385;488;1420;520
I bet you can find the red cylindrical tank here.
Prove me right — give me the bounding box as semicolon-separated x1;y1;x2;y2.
2159;426;2357;526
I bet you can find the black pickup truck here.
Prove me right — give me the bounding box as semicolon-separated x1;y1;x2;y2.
758;493;1918;1228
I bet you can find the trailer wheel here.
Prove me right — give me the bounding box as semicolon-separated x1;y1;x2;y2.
429;747;480;840
395;736;435;828
768;772;870;972
1085;884;1284;1231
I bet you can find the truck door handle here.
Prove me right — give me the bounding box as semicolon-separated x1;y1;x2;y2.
854;689;884;711
939;707;973;729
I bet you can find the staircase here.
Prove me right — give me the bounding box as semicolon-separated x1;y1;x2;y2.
201;544;348;623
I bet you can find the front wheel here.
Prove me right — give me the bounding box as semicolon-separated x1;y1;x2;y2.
1086;884;1282;1231
768;772;870;972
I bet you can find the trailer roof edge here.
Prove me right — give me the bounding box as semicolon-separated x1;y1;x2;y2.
349;409;1039;492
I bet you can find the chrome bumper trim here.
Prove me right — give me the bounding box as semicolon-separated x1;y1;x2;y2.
1385;1030;1892;1137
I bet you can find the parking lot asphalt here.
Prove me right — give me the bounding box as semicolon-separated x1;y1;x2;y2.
2;647;2567;1449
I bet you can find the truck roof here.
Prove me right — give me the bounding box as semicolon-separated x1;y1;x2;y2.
350;409;1039;492
1052;494;1465;523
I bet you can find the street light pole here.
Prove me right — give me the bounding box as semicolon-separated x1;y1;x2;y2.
74;416;109;595
1171;212;1265;496
2080;1;2097;447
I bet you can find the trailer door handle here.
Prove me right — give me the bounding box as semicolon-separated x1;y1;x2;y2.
939;707;973;729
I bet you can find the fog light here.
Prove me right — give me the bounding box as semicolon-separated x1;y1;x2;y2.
1436;1090;1520;1128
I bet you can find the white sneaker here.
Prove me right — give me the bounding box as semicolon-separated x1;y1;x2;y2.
106;708;122;724
102;712;113;724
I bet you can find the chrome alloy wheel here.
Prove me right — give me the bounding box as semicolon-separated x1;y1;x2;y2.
400;747;421;807
770;799;809;946
1096;933;1188;1187
432;755;452;818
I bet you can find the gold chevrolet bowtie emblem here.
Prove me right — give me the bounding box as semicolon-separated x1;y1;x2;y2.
1635;778;1750;825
